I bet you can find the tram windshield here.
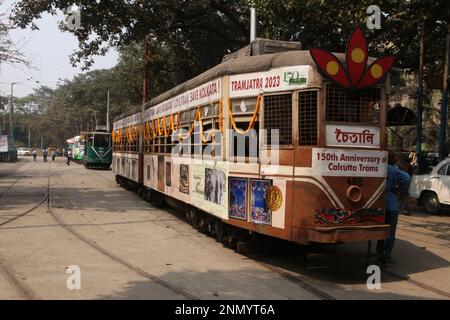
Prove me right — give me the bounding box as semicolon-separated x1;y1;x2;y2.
325;84;381;124
93;134;111;148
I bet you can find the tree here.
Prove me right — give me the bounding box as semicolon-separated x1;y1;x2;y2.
0;0;29;65
9;1;450;149
9;1;450;99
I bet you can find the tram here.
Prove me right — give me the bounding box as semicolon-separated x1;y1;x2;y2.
80;131;112;169
112;28;393;245
66;135;84;162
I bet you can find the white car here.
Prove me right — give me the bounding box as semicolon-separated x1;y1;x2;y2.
17;148;32;156
409;158;450;213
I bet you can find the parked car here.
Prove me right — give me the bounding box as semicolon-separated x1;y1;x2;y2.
409;158;450;213
17;147;32;156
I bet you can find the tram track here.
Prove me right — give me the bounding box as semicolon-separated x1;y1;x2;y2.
56;167;339;300
105;170;450;300
0;161;42;300
0;195;48;227
0;161;34;198
49;166;450;300
0;254;40;300
0;175;23;198
383;270;450;299
336;249;450;299
253;260;336;300
0;162;48;228
46;165;200;300
3;160;449;300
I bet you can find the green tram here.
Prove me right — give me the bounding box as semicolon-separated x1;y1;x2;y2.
80;131;112;169
66;135;84;162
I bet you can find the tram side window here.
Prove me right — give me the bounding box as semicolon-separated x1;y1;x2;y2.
299;91;318;145
230;98;259;159
177;111;190;157
326;84;381;124
263;94;292;146
131;160;136;178
121;129;126;152
144;121;153;153
212;102;222;159
201;105;213;157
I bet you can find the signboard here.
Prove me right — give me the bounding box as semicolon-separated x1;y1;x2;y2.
229;65;310;98
113;112;141;130
145;78;222;121
310;26;395;90
326;125;380;148
0;135;8;152
312;148;387;177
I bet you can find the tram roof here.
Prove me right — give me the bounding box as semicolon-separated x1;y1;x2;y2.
143;50;331;109
80;131;110;135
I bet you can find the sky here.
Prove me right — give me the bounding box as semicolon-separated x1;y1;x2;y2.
0;0;119;98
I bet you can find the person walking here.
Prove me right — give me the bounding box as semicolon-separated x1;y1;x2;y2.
42;148;48;162
51;149;56;162
67;149;72;166
377;151;411;266
32;149;37;161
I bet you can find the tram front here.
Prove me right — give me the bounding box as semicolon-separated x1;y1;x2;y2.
292;28;393;244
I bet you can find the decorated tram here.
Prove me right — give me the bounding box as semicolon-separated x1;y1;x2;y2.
112;28;394;245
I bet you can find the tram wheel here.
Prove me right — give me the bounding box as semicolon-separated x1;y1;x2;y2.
197;216;209;234
150;191;166;208
137;187;145;198
214;221;225;242
186;209;197;227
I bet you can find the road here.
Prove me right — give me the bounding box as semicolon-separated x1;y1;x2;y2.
0;157;449;300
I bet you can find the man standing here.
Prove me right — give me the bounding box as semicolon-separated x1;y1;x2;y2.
378;152;411;266
67;149;72;166
42;148;48;162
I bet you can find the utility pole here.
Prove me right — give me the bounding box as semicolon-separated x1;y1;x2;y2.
106;90;110;132
8;82;20;152
40;127;44;150
28;121;31;148
250;7;256;42
439;24;450;161
142;39;149;105
416;19;425;158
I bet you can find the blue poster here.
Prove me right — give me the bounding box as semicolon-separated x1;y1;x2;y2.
229;178;248;220
250;179;271;224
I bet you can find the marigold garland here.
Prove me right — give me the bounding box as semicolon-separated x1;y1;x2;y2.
144;98;227;142
226;95;261;134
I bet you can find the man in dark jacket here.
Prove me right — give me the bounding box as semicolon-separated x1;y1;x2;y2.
377;151;411;266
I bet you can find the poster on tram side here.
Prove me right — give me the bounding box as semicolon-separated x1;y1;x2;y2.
0;135;8;153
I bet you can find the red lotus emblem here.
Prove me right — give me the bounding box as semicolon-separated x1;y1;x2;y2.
310;27;395;90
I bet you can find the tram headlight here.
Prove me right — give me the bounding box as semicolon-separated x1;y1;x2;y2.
346;185;362;203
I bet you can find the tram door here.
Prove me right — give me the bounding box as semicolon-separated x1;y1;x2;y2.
261;93;296;238
292;90;320;238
